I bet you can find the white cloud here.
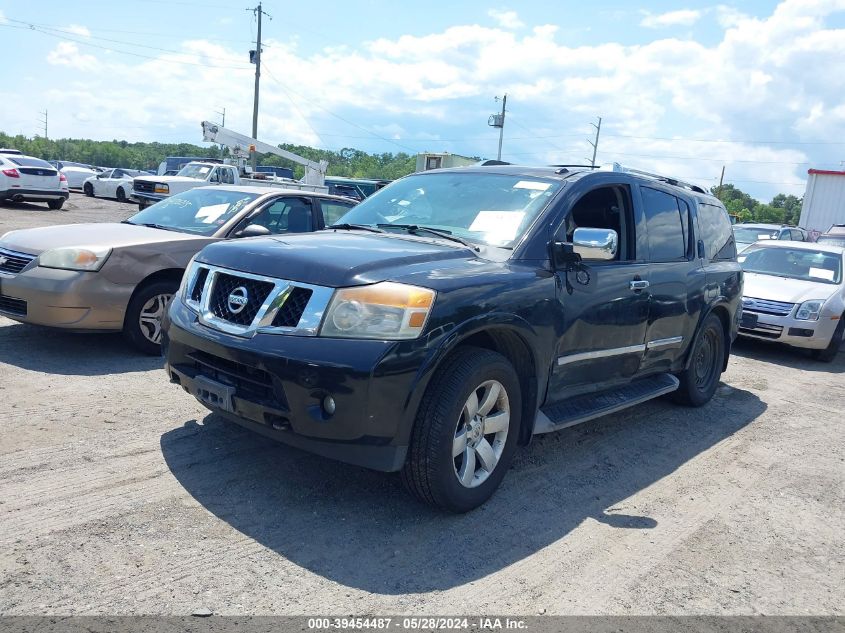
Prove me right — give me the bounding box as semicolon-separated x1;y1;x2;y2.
13;0;845;199
0;10;7;24
64;24;91;37
46;42;97;71
488;9;525;29
640;9;703;28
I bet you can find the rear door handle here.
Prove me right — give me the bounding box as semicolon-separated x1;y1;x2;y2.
630;280;650;291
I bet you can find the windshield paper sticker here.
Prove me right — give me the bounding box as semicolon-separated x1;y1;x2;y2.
809;267;835;281
469;211;525;242
513;180;551;191
196;203;230;223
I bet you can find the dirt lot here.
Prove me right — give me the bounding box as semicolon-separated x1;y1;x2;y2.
0;193;843;615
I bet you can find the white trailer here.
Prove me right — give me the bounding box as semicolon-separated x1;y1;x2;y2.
799;169;845;238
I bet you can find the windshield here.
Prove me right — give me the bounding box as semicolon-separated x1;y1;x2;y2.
177;163;215;179
333;172;562;247
740;246;842;284
733;227;779;243
816;236;845;248
126;188;259;236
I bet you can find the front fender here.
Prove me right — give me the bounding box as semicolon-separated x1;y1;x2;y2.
391;313;544;447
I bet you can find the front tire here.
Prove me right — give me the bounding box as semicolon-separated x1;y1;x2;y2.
400;347;521;513
812;315;844;363
123;280;179;355
47;199;64;210
84;183;94;197
116;187;127;203
672;313;725;407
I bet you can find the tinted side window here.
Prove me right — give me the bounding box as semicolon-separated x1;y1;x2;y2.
697;202;736;260
641;187;686;262
321;201;355;225
248;198;313;234
222;168;236;185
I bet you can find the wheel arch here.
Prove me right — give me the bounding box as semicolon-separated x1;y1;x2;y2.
407;317;543;448
122;267;184;328
687;302;733;373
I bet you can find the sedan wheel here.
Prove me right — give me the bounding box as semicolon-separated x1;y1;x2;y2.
123;280;179;355
138;293;171;345
116;187;127;203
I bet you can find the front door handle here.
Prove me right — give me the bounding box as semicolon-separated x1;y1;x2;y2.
630;280;650;291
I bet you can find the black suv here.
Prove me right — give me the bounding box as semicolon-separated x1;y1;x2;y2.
163;165;741;512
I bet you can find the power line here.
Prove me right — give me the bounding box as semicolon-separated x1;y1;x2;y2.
0;22;252;70
260;62;418;153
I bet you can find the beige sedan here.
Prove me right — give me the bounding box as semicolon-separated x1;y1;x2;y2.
0;185;356;353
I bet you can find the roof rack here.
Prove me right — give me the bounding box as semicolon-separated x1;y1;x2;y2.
600;162;711;195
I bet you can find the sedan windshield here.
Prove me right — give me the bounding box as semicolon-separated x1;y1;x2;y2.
177;164;215;179
733;227;779;243
740;246;842;284
126;188;259;236
816;236;845;248
332;172;562;248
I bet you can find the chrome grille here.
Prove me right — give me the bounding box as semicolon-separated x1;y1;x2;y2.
187;264;334;337
0;247;36;275
741;297;795;317
739;322;783;339
133;181;155;194
208;273;274;326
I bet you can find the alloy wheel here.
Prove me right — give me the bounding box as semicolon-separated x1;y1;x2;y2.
452;379;510;488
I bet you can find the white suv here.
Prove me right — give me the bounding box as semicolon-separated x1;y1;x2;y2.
0;154;70;209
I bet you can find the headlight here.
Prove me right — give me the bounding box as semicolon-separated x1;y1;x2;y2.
795;300;824;321
319;282;435;340
38;246;112;271
180;256;202;311
154;183;169;194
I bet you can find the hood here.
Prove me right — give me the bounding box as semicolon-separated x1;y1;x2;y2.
196;231;481;288
743;271;838;304
1;223;206;256
134;175;203;184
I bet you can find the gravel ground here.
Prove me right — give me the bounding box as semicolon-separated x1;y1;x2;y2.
0;193;842;615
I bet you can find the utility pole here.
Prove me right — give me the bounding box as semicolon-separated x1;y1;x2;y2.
39;110;48;140
587;116;602;167
717;165;725;198
487;94;507;161
249;3;271;170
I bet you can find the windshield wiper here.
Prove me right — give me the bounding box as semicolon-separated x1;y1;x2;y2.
327;223;385;233
376;224;479;251
138;222;176;232
121;220;136;225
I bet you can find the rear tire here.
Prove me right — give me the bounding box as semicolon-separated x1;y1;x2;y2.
672;313;725;407
47;199;64;210
84;183;94;197
123;280;179;355
116;187;127;203
400;346;521;513
811;316;844;363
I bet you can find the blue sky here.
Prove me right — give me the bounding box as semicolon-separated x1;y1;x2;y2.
1;0;844;200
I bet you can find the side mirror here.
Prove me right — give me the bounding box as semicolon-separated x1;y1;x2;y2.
572;227;618;261
235;224;272;238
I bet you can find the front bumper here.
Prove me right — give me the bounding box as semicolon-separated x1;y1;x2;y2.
132;192;167;204
163;298;425;472
0;266;133;330
738;310;840;350
0;188;69;202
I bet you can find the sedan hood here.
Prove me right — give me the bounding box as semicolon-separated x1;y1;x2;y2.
743;271;838;304
1;223;206;256
196;231;481;287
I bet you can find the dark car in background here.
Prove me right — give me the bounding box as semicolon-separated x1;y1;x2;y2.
163;165;741;512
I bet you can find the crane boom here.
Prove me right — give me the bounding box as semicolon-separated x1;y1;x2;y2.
201;121;328;186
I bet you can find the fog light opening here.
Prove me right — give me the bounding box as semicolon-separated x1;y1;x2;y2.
322;395;336;416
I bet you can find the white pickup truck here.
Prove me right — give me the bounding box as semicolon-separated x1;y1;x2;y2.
131;161;326;209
